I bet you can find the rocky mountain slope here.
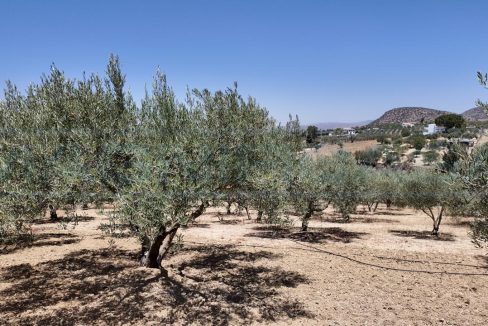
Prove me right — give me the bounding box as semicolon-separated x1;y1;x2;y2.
316;106;487;128
370;107;451;125
462;107;487;121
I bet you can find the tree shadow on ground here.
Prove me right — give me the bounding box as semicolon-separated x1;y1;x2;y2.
373;210;411;216
446;219;473;228
0;245;312;325
246;226;367;243
389;230;455;241
358;217;399;224
0;233;80;255
372;254;488;270
183;223;211;229
97;223;135;238
32;215;96;225
315;216;350;224
320;216;399;224
66;215;97;223
214;219;241;225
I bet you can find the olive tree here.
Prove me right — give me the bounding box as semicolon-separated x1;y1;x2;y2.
328;151;367;221
461;71;488;244
0;55;135;244
191;85;297;218
248;119;300;224
402;170;462;236
115;74;301;269
423;150;440;165
434;114;465;130
354;148;382;167
360;168;406;213
376;169;405;209
115;72;209;269
288;156;333;231
455;143;488;245
360;168;381;212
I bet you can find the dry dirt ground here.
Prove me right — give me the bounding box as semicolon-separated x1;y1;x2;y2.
1;206;487;325
310;140;379;157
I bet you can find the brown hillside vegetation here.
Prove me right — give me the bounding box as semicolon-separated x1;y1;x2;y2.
462;107;488;121
370;107;452;125
370;106;487;126
1;207;487;325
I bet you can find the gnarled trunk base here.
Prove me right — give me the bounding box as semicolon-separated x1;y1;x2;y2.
49;205;58;221
256;210;263;222
301;201;315;232
141;224;180;270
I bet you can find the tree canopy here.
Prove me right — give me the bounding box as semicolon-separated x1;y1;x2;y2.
434;114;466;129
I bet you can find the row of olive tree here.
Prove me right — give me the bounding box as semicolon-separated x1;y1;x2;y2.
0;57;304;270
2;57;487;272
289;153;469;237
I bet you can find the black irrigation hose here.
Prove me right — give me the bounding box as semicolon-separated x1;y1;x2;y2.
290;240;488;276
184;240;488;277
371;254;488;270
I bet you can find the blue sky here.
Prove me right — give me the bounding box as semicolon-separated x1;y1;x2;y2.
1;0;488;124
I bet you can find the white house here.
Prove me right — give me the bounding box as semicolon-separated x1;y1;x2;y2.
423;124;445;135
343;127;356;135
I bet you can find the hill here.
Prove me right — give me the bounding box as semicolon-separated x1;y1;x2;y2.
462;107;488;121
370;107;452;125
314;106;486;130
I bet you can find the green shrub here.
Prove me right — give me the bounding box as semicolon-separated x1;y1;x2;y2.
408;134;426;150
423;150;440;165
435;114;466;129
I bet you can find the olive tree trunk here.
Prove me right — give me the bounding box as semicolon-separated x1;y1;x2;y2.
256;210;263;222
372;202;379;212
431;207;444;236
366;203;373;212
301;201;315;232
141;223;180;270
245;206;251;220
422;207;445;236
49;204;58;220
191;201;209;221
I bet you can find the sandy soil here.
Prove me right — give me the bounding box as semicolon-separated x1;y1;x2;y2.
475;132;488;148
1;206;487;325
312;140;379;157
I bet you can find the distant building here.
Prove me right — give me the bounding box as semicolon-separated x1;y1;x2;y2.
343;127;356;135
402;122;415;127
423;123;445;135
